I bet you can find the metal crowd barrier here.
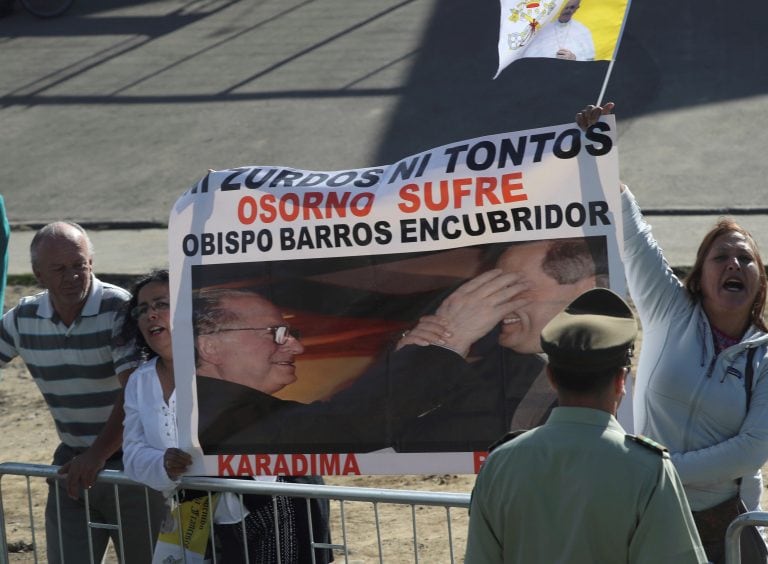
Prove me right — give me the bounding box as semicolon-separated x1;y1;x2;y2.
725;511;768;564
0;461;471;564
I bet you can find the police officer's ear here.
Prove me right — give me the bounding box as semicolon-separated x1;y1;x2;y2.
544;366;557;392
614;367;628;397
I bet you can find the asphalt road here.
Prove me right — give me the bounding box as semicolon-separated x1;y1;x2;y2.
3;0;768;271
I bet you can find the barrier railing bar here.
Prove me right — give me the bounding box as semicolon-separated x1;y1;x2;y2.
271;494;279;564
24;476;39;564
338;499;348;564
0;464;471;507
445;506;455;564
373;501;383;563
143;487;155;563
0;462;472;563
411;504;418;564
112;484;125;562
170;494;185;564
305;496;316;564
83;488;96;563
725;511;768;564
53;481;64;564
208;490;218;564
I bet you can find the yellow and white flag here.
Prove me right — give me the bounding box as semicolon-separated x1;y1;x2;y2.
495;0;631;78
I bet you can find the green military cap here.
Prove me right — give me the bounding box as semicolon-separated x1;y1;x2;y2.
540;288;637;371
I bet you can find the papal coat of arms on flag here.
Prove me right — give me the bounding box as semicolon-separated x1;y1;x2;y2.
493;0;563;78
505;1;559;51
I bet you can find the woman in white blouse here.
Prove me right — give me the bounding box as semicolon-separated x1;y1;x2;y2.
120;270;333;563
120;270;192;491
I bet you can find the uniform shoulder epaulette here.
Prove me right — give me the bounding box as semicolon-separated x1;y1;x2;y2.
488;429;530;453
627;434;668;455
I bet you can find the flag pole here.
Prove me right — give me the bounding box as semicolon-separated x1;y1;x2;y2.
596;0;633;106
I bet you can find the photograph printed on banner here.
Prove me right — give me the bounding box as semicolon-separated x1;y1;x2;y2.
190;235;608;455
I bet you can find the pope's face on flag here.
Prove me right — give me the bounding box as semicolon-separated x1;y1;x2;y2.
558;0;581;22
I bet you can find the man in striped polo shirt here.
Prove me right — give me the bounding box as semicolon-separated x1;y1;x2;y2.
0;222;164;564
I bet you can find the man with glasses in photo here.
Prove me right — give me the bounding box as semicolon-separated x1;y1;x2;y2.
194;286;363;453
193;287;475;455
194;289;303;399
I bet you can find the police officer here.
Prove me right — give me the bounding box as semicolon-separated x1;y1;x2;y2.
465;288;707;563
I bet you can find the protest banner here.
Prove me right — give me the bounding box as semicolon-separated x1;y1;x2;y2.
169;116;623;476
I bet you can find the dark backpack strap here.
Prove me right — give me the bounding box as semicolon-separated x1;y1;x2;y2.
745;347;758;410
737;347;758;492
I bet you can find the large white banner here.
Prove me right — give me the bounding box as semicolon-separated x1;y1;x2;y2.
169;117;623;476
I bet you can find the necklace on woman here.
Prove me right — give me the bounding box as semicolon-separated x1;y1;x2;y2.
156;357;176;403
711;325;740;355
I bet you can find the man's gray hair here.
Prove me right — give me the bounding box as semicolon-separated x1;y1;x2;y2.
541;237;609;287
486;237;609;288
193;287;268;337
30;221;94;268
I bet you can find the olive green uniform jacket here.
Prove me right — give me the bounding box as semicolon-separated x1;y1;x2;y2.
465;407;707;563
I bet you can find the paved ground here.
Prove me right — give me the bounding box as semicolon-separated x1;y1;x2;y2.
3;0;768;272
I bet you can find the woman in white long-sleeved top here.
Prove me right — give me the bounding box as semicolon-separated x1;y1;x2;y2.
578;103;768;564
120;270;251;557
